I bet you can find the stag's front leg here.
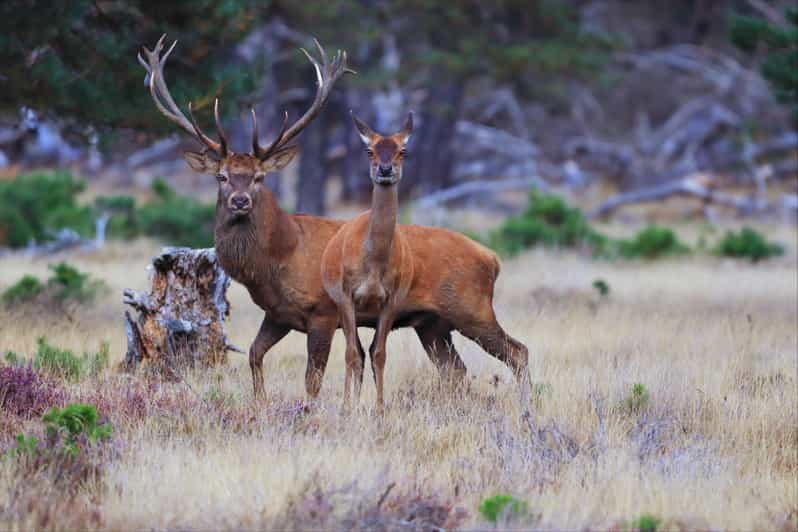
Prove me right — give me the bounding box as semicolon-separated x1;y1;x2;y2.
250;318;290;401
305;313;338;399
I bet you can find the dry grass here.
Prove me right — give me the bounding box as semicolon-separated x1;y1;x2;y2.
0;222;796;530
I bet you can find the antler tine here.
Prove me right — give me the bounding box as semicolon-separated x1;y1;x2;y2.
274;38;351;148
139;34;224;156
252;109;289;160
213;99;228;155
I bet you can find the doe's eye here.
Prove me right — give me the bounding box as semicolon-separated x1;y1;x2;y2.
216;173;228;183
366;148;374;157
253;174;263;184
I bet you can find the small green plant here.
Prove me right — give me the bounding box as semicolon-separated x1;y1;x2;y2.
4;350;21;366
10;434;39;456
715;227;784;262
618;226;689;259
2;275;44;304
592;278;610;297
47;262;104;303
33;337;83;381
478;494;528;524
630;513;661;532
32;338;109;380
136;178;215;248
42;403;112;456
623;383;650;414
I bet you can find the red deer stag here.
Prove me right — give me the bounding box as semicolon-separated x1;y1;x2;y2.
322;113;531;412
139;36;467;400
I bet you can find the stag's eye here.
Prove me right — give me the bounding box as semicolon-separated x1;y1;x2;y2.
253;174;263;184
216;173;228;183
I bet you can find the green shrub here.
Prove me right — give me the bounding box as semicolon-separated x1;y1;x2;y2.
623;383;650;414
715;227;784;262
630;513;661;532
2;275;44;304
4;350;21;366
136;178;215;248
618;226;689;259
478;494;528;523
0;171;94;248
47;262;104;303
489;191;608;256
42;403;112;456
96;195;140;240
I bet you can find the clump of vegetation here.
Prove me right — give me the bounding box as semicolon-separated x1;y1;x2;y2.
715;227;784;262
618;225;689;259
2;262;105;307
489;191;608;256
622;383;651;414
135;178;215;248
478;494;528;524
0;365;65;418
33;337;109;381
0;171;94;248
592;278;610;296
8;403;114;493
1;275;44;304
629;513;662;532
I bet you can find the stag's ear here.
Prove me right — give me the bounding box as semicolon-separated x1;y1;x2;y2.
183;151;219;174
398;111;413;144
351;112;377;146
261;145;300;172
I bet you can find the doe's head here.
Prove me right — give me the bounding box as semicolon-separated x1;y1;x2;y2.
352;112;412;186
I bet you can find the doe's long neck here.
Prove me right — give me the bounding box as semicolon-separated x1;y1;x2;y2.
364;183;399;268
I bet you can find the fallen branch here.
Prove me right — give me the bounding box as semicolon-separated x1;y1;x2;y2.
414;176;549;211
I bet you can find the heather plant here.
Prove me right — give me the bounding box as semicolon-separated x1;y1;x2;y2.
592;278;610;296
715;227;784;262
0;365;64;418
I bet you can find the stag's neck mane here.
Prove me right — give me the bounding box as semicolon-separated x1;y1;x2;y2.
363;183;399;269
214;190;298;283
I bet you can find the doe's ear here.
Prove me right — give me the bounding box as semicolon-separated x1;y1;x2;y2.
398;111;413;144
351;111;377;146
261;145;300;172
183;151;219;174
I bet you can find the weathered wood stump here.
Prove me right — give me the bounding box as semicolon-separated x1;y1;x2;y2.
122;247;241;376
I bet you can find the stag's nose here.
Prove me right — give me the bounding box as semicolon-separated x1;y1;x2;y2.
378;164;393;177
230;195;251;211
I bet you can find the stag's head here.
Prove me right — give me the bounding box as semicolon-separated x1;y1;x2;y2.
139;35;350;220
352;112;413;186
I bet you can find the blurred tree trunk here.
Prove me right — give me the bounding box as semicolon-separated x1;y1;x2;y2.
405;82;465;195
340;89;372;203
295;103;329;215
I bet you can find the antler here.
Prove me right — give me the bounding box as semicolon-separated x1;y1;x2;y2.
251;38;353;160
138;35;228;157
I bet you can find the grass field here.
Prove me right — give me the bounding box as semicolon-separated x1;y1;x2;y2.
1;222;796;530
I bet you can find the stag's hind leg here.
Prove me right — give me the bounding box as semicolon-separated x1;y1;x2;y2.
459;315;531;406
305;313;339;399
414;317;467;386
250;318;290;401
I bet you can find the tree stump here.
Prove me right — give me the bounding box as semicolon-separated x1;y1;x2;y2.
122;247;241;377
